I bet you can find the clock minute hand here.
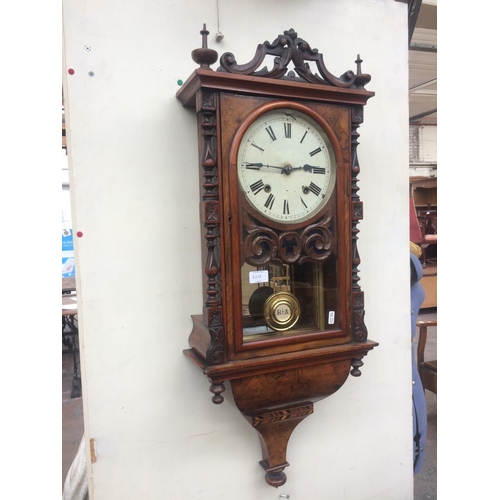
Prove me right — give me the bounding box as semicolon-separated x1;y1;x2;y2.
243;162;284;171
243;162;264;170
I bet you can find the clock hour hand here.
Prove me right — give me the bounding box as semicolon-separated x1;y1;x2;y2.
301;164;326;174
280;164;322;175
302;164;319;171
282;164;313;175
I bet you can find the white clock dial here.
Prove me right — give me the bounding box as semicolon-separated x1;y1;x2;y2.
237;108;336;224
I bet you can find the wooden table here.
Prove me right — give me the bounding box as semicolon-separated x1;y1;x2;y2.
62;294;81;398
421;263;437;309
62;277;76;294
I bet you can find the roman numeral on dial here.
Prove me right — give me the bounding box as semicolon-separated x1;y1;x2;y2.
250;179;265;195
283;200;289;214
309;147;322;157
264;193;275;209
266;126;277;142
309;182;322;196
284;123;292;139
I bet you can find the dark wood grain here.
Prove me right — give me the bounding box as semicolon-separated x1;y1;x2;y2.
178;26;377;486
417;320;437;394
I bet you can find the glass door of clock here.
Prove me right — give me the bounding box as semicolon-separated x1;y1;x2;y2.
240;258;339;341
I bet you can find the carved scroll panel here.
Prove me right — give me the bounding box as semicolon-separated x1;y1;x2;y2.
242;208;335;267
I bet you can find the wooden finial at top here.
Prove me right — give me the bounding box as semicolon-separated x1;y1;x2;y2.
191;24;218;69
354;54;371;88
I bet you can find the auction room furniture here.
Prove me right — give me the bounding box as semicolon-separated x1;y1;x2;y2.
417;206;437;268
62;294;81;398
409;196;437;269
416;319;437;394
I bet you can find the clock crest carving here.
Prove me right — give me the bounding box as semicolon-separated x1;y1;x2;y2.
177;25;378;487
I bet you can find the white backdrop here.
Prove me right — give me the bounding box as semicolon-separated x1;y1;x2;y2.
62;1;412;498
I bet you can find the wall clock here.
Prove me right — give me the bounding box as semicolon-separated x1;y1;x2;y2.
236;104;336;225
177;25;378;487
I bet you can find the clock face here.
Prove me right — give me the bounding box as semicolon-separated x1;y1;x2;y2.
237;108;337;224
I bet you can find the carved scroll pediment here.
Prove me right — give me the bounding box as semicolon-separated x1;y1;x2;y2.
218;29;370;89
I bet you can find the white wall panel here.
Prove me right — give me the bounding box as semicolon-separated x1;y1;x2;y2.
62;1;412;498
420;125;437;162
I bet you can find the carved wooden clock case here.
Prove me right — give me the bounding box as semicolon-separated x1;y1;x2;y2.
177;26;378;487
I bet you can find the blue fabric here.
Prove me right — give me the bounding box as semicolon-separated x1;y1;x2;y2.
410;252;427;473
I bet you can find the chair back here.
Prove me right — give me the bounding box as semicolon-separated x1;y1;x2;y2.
409;196;423;244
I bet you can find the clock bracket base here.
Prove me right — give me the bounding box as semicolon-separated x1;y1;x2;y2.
184;346;377;486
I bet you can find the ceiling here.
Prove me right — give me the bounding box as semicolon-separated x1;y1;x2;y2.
408;0;437;126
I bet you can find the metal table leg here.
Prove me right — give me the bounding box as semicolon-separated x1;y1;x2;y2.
62;314;81;398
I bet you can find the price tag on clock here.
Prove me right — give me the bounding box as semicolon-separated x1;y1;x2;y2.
328;311;335;324
249;270;269;284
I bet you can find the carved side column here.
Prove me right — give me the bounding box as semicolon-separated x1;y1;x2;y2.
196;90;226;376
350;106;368;353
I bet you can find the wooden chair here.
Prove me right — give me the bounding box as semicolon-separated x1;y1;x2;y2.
409;197;437;268
417;205;437;268
416;320;437;394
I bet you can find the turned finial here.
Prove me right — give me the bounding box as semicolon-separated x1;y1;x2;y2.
355;54;363;74
191;24;218;69
354;54;371;88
